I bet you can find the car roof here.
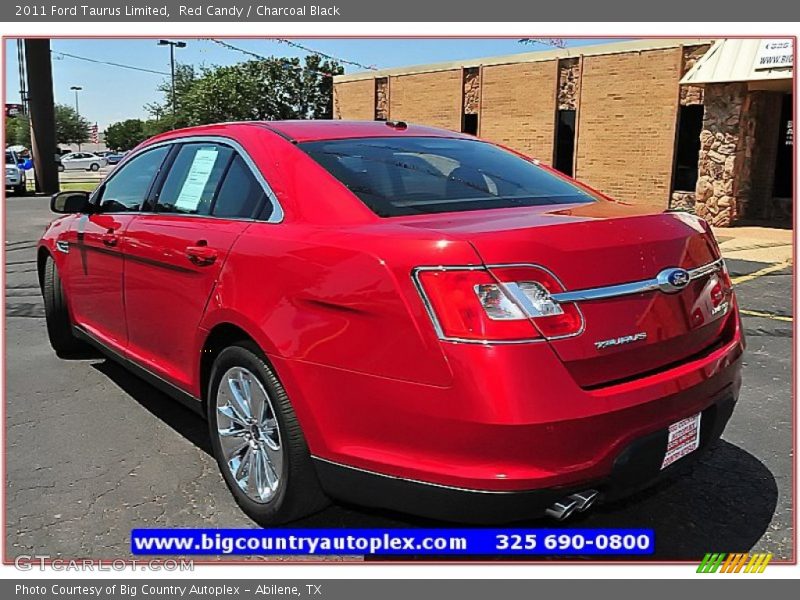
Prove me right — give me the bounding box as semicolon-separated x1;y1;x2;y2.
258;120;473;142
146;120;474;145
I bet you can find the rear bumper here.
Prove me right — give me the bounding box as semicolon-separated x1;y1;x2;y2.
313;392;737;523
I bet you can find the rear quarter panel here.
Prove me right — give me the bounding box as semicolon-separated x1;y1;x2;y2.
200;222;480;387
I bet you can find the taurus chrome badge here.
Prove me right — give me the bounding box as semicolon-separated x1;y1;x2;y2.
657;267;691;294
595;332;648;350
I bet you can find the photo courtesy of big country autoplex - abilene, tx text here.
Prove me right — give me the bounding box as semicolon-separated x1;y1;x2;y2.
15;4;343;18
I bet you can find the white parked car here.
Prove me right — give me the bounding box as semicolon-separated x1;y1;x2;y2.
57;152;107;172
5;150;26;195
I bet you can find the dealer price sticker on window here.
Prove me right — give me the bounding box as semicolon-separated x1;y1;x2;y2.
175;147;219;212
661;413;701;469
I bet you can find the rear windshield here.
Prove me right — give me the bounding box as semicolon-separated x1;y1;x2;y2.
300;136;597;217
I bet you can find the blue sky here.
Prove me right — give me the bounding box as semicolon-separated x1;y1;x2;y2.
5;38;625;130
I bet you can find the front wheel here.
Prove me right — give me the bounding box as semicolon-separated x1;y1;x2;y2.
57;164;65;172
13;183;26;195
42;255;87;357
207;342;329;525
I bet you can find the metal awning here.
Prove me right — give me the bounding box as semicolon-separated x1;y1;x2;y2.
681;39;793;86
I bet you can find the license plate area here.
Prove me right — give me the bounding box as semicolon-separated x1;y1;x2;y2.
661;413;701;469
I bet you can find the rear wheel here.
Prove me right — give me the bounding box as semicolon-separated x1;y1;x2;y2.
42;255;87;357
89;163;100;171
207;342;329;525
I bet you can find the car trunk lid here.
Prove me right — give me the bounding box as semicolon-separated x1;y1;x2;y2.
402;206;734;388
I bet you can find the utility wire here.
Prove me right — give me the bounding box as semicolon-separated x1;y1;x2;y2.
204;38;341;79
51;50;170;76
274;38;378;71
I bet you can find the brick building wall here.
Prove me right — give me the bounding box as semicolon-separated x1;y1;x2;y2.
331;41;715;213
333;79;375;120
389;70;463;130
574;48;683;208
480;60;558;162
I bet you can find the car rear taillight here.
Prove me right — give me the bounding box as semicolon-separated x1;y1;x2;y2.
414;266;582;342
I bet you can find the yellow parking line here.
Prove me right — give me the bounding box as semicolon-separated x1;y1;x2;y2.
739;309;793;322
730;259;792;286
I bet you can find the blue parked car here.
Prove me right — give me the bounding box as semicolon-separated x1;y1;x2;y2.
97;150;126;165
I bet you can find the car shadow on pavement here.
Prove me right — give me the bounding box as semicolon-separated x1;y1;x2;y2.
90;357;779;561
91;359;213;455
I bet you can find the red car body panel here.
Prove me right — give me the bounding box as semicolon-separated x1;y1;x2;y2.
38;121;744;516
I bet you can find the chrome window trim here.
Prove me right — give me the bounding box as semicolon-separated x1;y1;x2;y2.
99;135;284;223
551;259;725;303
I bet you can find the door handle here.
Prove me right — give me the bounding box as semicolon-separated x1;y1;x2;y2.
185;245;218;266
101;230;118;247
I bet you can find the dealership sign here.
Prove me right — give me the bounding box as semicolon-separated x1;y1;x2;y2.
5;103;23;117
754;39;793;70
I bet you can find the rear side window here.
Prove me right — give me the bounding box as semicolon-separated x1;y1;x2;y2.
300;137;597;217
99;146;169;212
156;143;234;215
212;156;268;219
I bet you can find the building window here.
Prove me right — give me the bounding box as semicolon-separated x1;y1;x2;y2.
673;104;704;191
374;78;388;121
554;109;576;177
462;113;479;136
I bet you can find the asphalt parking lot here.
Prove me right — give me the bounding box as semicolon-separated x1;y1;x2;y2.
3;194;794;562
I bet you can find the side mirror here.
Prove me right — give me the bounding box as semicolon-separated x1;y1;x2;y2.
51;190;92;214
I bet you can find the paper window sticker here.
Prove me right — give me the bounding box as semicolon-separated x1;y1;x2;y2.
174;148;220;211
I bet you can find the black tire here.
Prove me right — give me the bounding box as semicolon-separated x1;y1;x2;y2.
207;341;329;525
57;164;64;172
89;163;100;172
14;183;26;195
42;255;86;357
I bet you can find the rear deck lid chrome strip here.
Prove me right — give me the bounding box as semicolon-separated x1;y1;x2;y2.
550;259;724;304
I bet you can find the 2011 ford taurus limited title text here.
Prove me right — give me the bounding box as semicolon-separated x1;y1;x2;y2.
38;120;743;525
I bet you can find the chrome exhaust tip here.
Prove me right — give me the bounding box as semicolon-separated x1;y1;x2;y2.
567;489;600;512
544;499;579;521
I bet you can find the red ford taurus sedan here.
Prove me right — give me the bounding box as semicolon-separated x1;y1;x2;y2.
38;120;743;525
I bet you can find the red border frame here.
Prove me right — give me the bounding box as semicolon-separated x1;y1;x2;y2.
1;33;796;568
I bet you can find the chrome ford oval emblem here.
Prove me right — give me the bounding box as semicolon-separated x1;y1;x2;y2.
657;267;691;294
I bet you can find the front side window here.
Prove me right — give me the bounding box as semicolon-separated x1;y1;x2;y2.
98;146;169;213
156;143;233;215
301;136;598;217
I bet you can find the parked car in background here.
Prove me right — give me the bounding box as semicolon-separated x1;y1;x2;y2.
57;152;107;172
96;151;125;165
37;121;743;526
105;152;126;165
5;149;26;195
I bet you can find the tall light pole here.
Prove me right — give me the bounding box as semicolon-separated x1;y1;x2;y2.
157;40;186;119
70;85;83;150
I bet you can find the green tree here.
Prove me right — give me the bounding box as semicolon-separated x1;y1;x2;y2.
54;104;90;146
145;63;197;129
145;56;343;128
4;114;31;147
104;118;148;151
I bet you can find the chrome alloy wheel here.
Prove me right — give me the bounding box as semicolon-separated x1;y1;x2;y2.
216;366;283;503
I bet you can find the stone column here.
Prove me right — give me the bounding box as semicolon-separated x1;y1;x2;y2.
463;68;480;115
375;78;389;121
695;82;757;226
